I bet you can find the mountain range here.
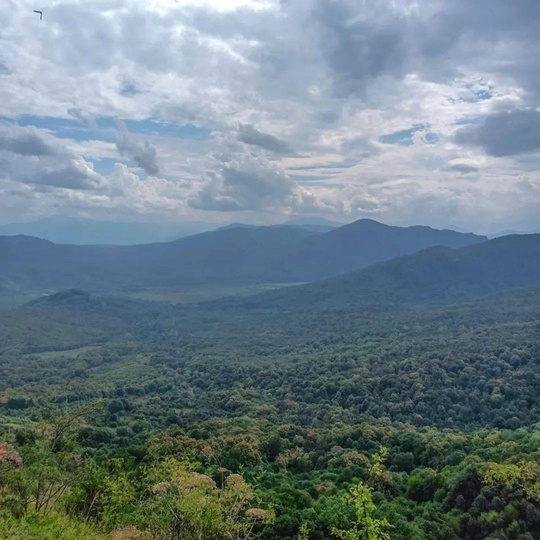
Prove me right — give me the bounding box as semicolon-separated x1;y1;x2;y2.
0;219;486;293
234;233;540;308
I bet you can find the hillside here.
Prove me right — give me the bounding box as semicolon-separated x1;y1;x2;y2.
0;226;313;291
1;246;540;540
0;220;486;292
290;219;486;279
236;234;540;308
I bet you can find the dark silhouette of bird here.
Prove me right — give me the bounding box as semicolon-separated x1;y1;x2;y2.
34;10;43;20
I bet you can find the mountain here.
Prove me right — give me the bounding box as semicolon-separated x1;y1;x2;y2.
0;220;486;292
289;219;486;280
283;216;344;228
235;234;540;309
219;220;337;233
488;229;540;239
217;223;261;231
0;218;215;245
282;217;343;233
25;288;170;320
0;226;315;291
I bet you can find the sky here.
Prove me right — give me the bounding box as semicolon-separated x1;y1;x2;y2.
0;0;540;235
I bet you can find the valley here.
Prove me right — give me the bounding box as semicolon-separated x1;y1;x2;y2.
0;224;539;539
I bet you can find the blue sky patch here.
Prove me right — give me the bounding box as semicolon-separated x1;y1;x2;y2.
379;124;425;146
111;118;212;140
3;115;212;142
7;115;116;142
463;88;493;103
91;157;118;175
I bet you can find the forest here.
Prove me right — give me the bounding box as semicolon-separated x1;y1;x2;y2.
0;286;539;539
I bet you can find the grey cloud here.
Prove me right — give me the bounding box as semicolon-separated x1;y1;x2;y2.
445;164;479;175
419;0;540;96
192;162;295;211
68;108;98;128
0;124;60;156
39;159;105;190
313;0;411;95
0;124;104;190
116;135;160;175
238;124;296;155
309;0;540;101
456;110;540;157
1;151;104;190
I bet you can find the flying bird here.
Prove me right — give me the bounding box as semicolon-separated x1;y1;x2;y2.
34;10;43;20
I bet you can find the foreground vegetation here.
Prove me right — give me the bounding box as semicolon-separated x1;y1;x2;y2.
1;288;539;538
1;409;538;539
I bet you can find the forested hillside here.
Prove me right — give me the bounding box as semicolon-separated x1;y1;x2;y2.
235;234;540;308
1;285;539;539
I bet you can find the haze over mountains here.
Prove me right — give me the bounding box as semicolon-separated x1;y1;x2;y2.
0;219;487;293
0;217;343;245
0;218;217;246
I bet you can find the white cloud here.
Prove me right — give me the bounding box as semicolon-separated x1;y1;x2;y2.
0;0;539;231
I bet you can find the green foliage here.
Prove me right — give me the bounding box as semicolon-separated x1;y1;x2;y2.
332;482;392;540
1;285;540;538
297;522;310;540
483;461;540;500
0;511;107;540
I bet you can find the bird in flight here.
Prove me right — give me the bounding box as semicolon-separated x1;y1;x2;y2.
34;10;43;20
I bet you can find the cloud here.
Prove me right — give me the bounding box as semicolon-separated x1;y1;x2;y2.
68;108;98;128
0;124;105;190
116;134;160;175
456;109;540;157
0;0;540;230
314;0;411;95
238;124;296;155
191;154;324;212
0;124;60;156
445;163;480;175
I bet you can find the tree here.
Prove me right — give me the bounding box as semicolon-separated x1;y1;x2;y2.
298;522;310;540
483;461;540;501
332;481;392;540
141;459;273;540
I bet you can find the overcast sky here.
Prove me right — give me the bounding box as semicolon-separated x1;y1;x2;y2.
1;0;539;233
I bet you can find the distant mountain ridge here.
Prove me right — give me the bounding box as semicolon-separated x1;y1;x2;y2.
0;218;217;245
218;220;338;233
0;219;486;292
233;234;540;309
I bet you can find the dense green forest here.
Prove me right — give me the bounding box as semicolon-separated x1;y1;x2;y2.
0;286;539;539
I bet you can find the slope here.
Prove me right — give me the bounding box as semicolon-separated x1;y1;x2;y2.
0;226;314;291
236;234;540;308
